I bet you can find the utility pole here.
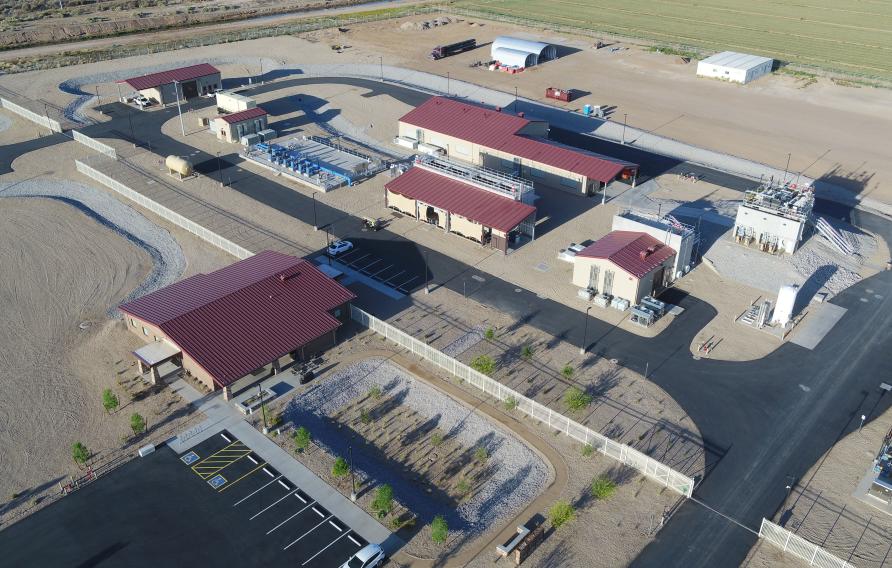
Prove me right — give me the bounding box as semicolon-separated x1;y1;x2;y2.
424;251;430;294
259;58;264;85
349;444;357;502
579;306;591;355
216;151;223;187
127;110;135;143
325;226;332;265
173;81;186;136
95;86;102;115
622;113;628;145
379;56;384;82
783;152;791;184
860;414;867;432
312;191;319;230
259;384;268;433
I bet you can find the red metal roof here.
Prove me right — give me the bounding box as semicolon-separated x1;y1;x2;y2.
119;251;355;388
399;97;636;183
577;231;676;278
118;63;220;91
218;107;267;124
385;166;535;233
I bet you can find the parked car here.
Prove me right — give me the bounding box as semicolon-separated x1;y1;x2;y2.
134;95;153;108
327;240;354;257
341;544;385;568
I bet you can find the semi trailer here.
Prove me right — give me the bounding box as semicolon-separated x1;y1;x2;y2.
429;38;476;60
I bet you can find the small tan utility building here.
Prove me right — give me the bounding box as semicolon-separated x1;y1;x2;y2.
210;107;268;143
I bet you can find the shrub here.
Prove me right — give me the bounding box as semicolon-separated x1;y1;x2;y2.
591;475;618;501
521;345;534;360
474;446;488;463
456;478;471;496
561;365;574;379
430;432;444;446
549;500;575;529
484;327;495;340
581;443;595;458
391;515;416;530
471;355;496;376
130;413;146;435
266;409;282;429
360;408;372;425
72;442;89;465
371;484;394;518
564;386;592;412
431;515;448;544
292;427;311;452
102;388;119;413
368;385;383;400
504;396;518;412
332;457;349;479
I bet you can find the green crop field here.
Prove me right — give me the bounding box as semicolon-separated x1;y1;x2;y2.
451;0;892;81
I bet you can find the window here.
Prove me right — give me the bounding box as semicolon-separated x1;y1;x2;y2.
501;158;514;168
142;327;149;336
333;308;342;318
130;318;136;327
530;168;543;178
560;176;578;188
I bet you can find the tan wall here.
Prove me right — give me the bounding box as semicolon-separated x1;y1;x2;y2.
386;189;417;216
572;255;676;303
449;214;484;241
125;314;216;390
211;115;268;143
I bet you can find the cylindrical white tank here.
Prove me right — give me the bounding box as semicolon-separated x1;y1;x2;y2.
165;155;193;177
772;284;799;326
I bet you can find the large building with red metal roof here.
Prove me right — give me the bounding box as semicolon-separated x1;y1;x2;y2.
385;157;537;254
119;251;355;398
117;63;221;105
571;231;676;304
397;97;637;196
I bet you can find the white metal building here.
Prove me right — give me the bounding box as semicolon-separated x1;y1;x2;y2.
491;36;557;67
612;210;697;279
696;51;774;84
733;183;814;254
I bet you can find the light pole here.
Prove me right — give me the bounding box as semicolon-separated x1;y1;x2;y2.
860;414;867;432
447;72;450;96
424;251;431;294
579;306;592;355
349;444;356;502
95;86;102;114
259;384;269;433
783;152;791;184
216;151;223;187
173;80;186;136
325;225;332;265
379;56;384;82
622;113;628;145
514;86;518;113
127;110;135;142
312;191;319;231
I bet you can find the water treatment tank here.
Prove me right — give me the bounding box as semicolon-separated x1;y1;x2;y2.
772;284;799;327
165;155;193;177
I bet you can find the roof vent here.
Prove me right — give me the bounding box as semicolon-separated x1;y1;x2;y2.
278;271;300;282
518;112;525;118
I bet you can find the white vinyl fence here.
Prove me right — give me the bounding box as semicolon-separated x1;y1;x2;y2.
351;305;695;497
0;97;62;133
759;519;855;568
75;159;251;259
72;130;116;159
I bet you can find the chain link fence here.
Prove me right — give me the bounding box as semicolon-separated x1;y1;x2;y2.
351;304;695;497
759;519;855;568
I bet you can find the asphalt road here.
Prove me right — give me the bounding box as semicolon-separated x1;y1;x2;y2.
9;75;892;567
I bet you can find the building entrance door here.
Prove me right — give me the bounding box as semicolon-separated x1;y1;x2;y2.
181;80;199;99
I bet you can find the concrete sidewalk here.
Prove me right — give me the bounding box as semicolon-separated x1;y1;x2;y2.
165;378;397;551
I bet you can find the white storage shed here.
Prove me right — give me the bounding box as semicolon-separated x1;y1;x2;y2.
696;51;774;84
491;36;557;67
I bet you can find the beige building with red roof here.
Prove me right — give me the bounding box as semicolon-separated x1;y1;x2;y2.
572;231;676;304
210;107;269;143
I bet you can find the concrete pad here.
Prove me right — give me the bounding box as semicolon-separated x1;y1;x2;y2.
790;303;848;350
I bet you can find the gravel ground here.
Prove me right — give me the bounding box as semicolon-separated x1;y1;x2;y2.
442;324;484;357
283;358;550;539
0;114;10;133
0;179;185;314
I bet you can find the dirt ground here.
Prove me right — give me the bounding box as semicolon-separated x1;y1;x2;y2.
744;404;892;568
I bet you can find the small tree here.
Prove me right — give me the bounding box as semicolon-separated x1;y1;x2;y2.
591;475;618;501
431;515;448;544
484;328;495;341
521;345;534;360
72;442;89;465
456;478;471;496
549;500;575;529
368;385;383;400
471;355;496;376
332;457;349;479
360;408;372;425
102;388;119;413
561;365;574;379
430;432;444;446
581;443;594;458
371;484;394;518
564;386;592;412
474;446;488;463
130;413;146;435
293;427;311;452
504;396;518;412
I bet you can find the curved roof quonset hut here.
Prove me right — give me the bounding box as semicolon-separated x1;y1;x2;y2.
491;36;557;67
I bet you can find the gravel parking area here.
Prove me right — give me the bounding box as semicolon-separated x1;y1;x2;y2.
0;178;185;313
283;357;550;542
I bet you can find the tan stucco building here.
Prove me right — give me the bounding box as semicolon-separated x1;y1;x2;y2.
210;107;268;143
118;63;221;105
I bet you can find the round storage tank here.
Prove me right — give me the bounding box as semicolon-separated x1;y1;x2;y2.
165;155;193;177
772;284;799;326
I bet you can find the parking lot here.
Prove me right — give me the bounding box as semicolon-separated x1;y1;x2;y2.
0;431;370;567
180;431;367;567
328;236;427;296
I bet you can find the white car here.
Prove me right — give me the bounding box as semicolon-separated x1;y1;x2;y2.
328;240;354;257
341;544;385;568
134;95;153;108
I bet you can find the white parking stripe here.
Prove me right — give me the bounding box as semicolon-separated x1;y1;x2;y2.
328;520;342;531
295;492;307;503
250;490;298;520
370;264;394;277
233;474;283;506
221;433;231;443
283;515;332;550
301;531;352;566
383;270;405;283
247;454;258;465
263;467;275;478
312;506;325;517
345;253;370;266
266;501;315;534
347;535;361;547
278;480;290;490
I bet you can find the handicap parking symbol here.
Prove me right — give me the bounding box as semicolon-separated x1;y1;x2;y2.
180;451;199;465
208;474;227;489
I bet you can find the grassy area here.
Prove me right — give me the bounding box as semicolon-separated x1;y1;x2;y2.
451;0;892;81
